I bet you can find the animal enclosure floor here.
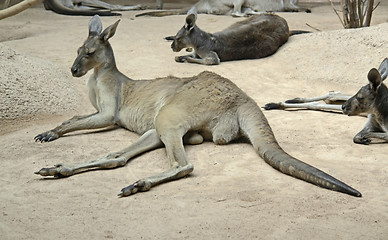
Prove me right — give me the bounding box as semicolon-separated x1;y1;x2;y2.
0;2;388;240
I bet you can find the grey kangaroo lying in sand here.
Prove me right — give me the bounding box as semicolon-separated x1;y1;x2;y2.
136;0;310;17
167;12;308;65
265;58;388;145
43;0;145;16
34;16;360;197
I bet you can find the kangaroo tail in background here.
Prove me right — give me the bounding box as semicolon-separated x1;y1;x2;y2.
289;30;311;36
136;9;188;17
238;102;362;197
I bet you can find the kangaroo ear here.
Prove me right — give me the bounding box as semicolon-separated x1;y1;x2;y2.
185;9;197;32
368;68;382;91
378;58;388;81
88;15;103;36
100;19;120;42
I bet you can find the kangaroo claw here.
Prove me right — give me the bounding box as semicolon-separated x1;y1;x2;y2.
35;164;74;178
118;180;151;197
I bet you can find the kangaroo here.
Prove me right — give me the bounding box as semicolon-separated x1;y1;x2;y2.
264;59;388;113
34;16;361;198
43;0;145;16
342;58;388;144
136;0;310;17
264;58;388;144
168;12;307;65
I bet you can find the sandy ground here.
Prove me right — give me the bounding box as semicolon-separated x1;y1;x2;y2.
1;2;388;239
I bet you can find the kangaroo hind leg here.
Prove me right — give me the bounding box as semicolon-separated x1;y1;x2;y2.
212;112;240;145
119;109;194;197
35;129;163;178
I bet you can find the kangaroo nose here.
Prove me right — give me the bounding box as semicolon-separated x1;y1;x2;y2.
71;66;78;75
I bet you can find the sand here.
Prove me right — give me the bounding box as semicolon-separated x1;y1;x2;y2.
0;2;387;239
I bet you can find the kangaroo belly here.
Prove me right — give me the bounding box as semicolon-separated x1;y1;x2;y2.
158;71;248;142
118;76;189;134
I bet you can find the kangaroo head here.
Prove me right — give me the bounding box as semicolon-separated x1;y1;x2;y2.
171;9;197;52
342;68;383;116
71;15;120;77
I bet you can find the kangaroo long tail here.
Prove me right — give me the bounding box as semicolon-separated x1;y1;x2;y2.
136;9;188;17
238;102;361;197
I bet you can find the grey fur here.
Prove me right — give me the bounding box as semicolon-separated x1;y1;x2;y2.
170;13;291;65
43;0;145;16
264;58;388;145
136;0;310;17
343;58;388;144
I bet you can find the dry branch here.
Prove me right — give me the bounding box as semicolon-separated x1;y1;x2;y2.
329;0;378;28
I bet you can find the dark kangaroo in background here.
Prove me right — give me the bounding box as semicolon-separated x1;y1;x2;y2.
168;12;308;65
34;16;361;197
264;58;388;145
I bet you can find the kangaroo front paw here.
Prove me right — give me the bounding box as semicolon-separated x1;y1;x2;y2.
263;102;284;110
118;180;152;197
34;130;59;142
353;136;371;145
231;12;245;17
34;164;74;178
175;56;188;63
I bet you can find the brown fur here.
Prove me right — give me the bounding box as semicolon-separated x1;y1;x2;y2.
34;16;360;197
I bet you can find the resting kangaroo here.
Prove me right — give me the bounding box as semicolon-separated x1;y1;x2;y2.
169;12;307;65
264;58;388;144
34;16;361;197
43;0;145;16
343;58;388;144
136;0;310;17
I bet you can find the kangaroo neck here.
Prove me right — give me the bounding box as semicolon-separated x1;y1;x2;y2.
191;27;217;50
93;44;118;78
375;84;388;121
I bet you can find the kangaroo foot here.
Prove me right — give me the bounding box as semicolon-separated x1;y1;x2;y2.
34;130;59;142
175;56;188;63
118;180;151;197
35;164;74;178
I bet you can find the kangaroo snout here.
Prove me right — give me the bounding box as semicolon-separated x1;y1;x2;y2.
71;65;79;76
71;64;85;77
341;103;349;114
342;99;358;116
171;42;180;52
341;101;353;115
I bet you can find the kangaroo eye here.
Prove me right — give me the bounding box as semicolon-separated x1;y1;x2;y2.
87;51;95;56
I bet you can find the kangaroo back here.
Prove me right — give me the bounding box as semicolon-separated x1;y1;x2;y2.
215;14;290;60
237;102;362;197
